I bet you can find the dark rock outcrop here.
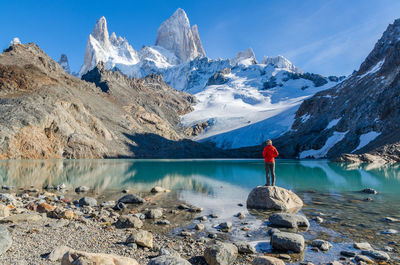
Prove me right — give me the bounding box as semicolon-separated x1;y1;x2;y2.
271;18;400;162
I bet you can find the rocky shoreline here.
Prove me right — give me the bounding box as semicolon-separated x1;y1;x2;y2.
0;185;397;265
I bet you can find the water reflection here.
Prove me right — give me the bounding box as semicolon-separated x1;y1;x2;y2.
0;159;399;194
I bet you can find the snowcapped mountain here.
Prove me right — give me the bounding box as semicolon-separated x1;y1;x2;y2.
78;8;344;150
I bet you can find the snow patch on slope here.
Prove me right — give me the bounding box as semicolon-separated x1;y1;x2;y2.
352;131;381;153
325;118;341;130
299;131;349;159
358;59;384;79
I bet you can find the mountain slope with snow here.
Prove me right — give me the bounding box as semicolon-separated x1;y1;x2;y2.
181;58;341;149
77;8;344;150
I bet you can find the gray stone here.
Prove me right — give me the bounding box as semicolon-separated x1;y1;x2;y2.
233;242;256;254
311;239;332;251
155;219;170;225
235;212;246;219
148;255;191;265
219;222;232;231
146;208;163;219
271;232;305;253
115;215;143;229
126;230;153;248
381;229;398;234
267;228;280;236
204;241;238;265
340;250;356;257
0;225;12;255
75;186;89;193
0;204;10;218
355;255;374;264
159;247;181;258
118;194;145;204
252;256;285;265
78;197;97;207
361;250;390;261
47;245;73;261
0;193;16;203
354;242;373;250
195;223;205;231
151;186;169;193
268;213;309;229
361;188;377;194
246;186;303;212
381;217;399;223
113;202;126;211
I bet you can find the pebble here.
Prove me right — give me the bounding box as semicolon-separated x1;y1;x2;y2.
354;242;373;250
195;224;204;231
361;188;377;194
74;186;89;193
340;250;356;257
235;212;246;219
381;217;399;223
381;229;398;234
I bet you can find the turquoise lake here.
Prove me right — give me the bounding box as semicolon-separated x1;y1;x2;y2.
0;159;399;263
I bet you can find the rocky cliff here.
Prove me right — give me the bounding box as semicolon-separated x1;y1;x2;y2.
0;43;227;159
270;18;400;163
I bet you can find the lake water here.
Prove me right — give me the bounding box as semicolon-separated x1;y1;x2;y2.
0;159;399;263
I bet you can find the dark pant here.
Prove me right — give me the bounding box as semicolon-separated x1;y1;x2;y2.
265;162;275;186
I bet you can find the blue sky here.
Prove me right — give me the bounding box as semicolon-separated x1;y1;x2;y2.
1;0;399;76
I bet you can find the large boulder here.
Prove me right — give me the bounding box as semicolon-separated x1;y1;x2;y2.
0;225;12;255
61;249;139;265
247;186;303;212
271;232;305;253
268;213;309;229
204;241;238;265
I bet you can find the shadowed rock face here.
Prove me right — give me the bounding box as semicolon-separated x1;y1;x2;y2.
0;43;227;159
267;18;400;162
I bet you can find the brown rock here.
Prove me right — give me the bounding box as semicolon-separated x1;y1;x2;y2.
37;202;56;213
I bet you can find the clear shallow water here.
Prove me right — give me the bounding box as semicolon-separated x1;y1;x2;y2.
0;159;399;263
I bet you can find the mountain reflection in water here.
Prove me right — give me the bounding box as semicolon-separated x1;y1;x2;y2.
0;159;399;194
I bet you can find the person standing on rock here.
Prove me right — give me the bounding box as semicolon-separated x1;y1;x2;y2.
262;139;279;186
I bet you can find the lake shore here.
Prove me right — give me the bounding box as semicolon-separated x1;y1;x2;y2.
0;184;398;265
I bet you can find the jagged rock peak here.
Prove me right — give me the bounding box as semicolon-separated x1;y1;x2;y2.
358;18;400;75
91;16;110;48
155;8;206;62
58;54;71;74
79;16;139;77
234;48;257;66
262;55;302;73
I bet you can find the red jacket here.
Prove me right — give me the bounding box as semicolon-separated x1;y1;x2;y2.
263;145;279;162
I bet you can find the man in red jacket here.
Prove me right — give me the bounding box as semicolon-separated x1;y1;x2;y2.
262;139;279;186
